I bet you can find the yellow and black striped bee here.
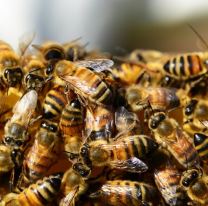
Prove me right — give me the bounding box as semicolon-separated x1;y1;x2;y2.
60;98;84;160
148;112;200;169
53;163;91;206
117;85;180;112
32;41;66;62
183;99;208;135
42;85;68;119
3;90;38;148
149;149;186;206
1;174;62;206
84;104;114;142
180;168;208;206
80;135;157;172
17;120;60;189
45;59;114;106
89;180;156;206
194;132;208;166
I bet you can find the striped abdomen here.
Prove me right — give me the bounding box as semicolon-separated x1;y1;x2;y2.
100;181;156;206
164;55;204;79
72;67;113;105
154;167;185;205
18;174;61;206
194;133;208;165
85;105;113;141
164;127;200;168
108;135;156;161
60;99;83;136
147;88;180;110
43;85;67;119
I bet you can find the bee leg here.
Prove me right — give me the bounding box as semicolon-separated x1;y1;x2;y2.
86;166;108;182
73;47;78;62
136;70;146;84
9;166;15;193
64;85;70;106
16;161;26;192
29;115;42;126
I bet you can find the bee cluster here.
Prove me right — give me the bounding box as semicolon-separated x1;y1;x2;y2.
1;28;208;206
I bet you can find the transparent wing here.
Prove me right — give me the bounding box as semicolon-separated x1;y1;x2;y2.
62;37;82;47
200;119;208;130
115;106;141;136
74;59;114;72
62;186;79;206
59;75;97;95
18;30;35;56
154;159;179;205
83;107;93;139
11;90;38;128
109;157;148;173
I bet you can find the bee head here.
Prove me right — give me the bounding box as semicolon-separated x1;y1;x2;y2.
4;67;22;86
149;112;166;130
181;169;199;189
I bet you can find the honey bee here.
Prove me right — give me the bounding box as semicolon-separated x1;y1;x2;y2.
149;149;186;206
183;99;208;134
115;106;141;138
45;59;114;106
148;112;200;169
117;85;180;112
84;104;114;142
60;98;84;159
53;163;91;206
17;120;60;189
89;180;156;206
32;41;66;61
1;174;62;206
79;135;157;172
42;85;68;119
180;168;208;206
0;144;23;187
21;54;48;91
63;40;86;61
194;132;208;166
3;90;38;148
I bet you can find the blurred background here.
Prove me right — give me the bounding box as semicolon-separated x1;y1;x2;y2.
1;0;208;54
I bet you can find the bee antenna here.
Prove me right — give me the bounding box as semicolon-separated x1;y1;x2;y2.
164;171;183;176
187;23;208;50
83;42;90;48
168;106;183;113
62;150;79;156
148;100;154;115
115;46;130;55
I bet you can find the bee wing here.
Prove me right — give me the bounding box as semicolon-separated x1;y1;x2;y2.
59;75;97;95
115;106;140;136
139;87;179;106
74;59;114;72
18;30;35;56
154;159;179;205
11;90;38;128
109;157;148;173
200;119;208;130
62;186;79;206
83;108;93;139
62;37;82;47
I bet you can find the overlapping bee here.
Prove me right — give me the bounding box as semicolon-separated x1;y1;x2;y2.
3;90;38;148
79;135;157;172
148;111;200;169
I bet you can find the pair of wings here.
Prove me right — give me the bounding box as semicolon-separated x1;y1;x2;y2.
10;90;38;128
60;186;79;206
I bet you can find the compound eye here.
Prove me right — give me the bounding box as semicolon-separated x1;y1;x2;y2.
49;125;57;132
151;121;158;129
5;137;12;144
136;54;143;62
16;140;23;147
159;114;165;121
185;106;193;116
46;65;53;75
192;171;199;179
80;147;88;157
182;180;189;187
4;69;10;79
